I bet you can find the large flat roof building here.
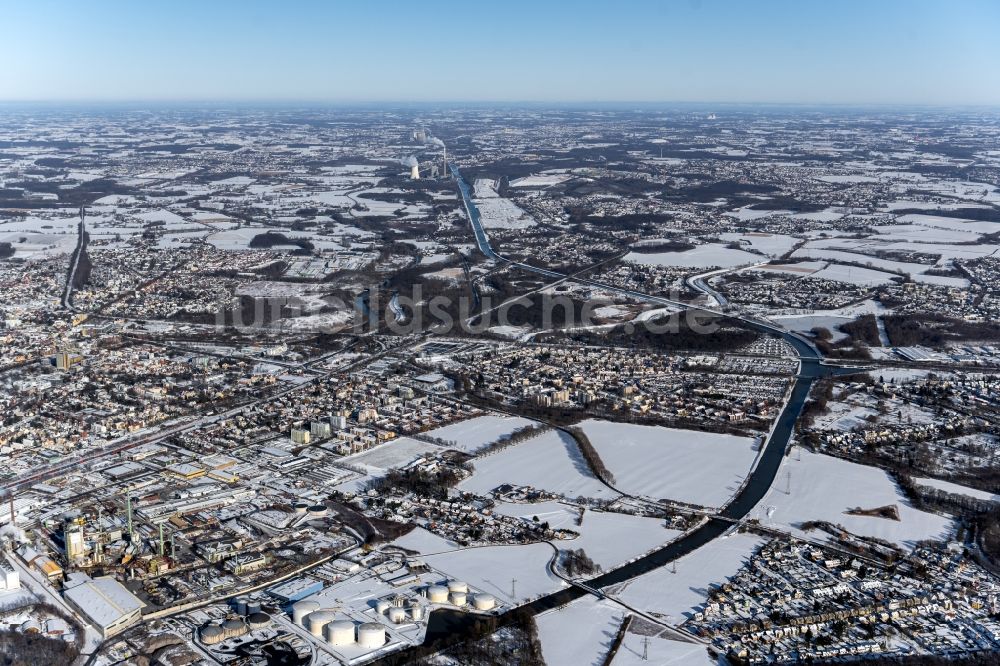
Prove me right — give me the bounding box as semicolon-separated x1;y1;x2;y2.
63;574;145;638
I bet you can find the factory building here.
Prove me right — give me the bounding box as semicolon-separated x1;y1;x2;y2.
63;573;145;638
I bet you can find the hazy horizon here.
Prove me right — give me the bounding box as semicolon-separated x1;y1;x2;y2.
2;0;1000;106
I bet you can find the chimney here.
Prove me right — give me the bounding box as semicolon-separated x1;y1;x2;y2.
410;164;420;180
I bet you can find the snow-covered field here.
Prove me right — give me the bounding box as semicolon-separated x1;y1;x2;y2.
578;420;759;508
625;244;760;269
493;500;682;569
611;532;765;620
755;449;953;547
536;596;715;666
913;477;1000;504
808;262;898;286
421;414;536;453
719;232;798;257
473;178;537;229
458;429;619;500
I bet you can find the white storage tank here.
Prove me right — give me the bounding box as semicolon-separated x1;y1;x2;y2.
449;591;467;606
325;620;356;646
291;600;320;626
447;580;468;594
306;610;338;637
357;622;386;649
426;585;449;603
387;606;407;624
375;599;391;614
408;602;424;621
473;593;496;611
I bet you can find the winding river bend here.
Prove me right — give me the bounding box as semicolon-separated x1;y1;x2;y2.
373;167;857;663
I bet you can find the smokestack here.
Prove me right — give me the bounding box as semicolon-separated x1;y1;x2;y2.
442;146;447;179
410;164;420;180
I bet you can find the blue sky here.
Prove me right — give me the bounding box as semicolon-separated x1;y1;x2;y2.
2;0;999;105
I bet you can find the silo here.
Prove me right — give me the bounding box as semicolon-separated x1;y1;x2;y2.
426;585;449;603
291;600;320;626
449;591;467;606
325;620;356;646
307;610;338;637
473;593;496;611
357;622;386;649
200;624;224;645
222;618;247;639
247;612;269;628
387;606;407;624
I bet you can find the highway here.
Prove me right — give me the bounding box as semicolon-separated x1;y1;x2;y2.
61;206;87;310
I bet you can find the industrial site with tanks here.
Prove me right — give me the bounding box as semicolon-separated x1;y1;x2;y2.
2;106;1000;666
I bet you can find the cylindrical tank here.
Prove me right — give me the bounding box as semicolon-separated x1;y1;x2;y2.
307;610;337;637
375;599;391;614
293;502;309;513
447;580;468;594
200;624;224;645
387;606;407;623
449;591;467;606
357;622;386;649
408;602;424;621
291;600;320;626
246;601;262;615
222;618;246;638
426;585;449;603
473;593;496;611
232;596;249;615
247;612;271;629
325;620;355;646
307;504;328;517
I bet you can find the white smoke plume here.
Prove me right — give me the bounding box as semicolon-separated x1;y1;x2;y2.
427;136;445;148
400;155;418;167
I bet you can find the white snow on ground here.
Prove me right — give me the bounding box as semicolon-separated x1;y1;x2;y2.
726;206;793;221
792;245;970;287
344;437;443;470
421;414;536;453
420;542;564;604
770;299;888;343
510;174;571;188
493;500;682;569
537;595;716;666
458;429;619;500
578;420;759;508
473;178;537;229
391;526;458;554
614;635;715;665
719;232;798;257
895;213;1000;236
536;597;625;666
613;532;765;620
808;263;898;286
755;449;953;548
912;477;1000;504
624;244;761;269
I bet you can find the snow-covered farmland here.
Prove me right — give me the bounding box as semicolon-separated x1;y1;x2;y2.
421;414;536;453
611;532;765;620
493;500;681;569
473;179;537;229
577;420;759;508
624;244;761;269
755;449;953;547
457;429;619;500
